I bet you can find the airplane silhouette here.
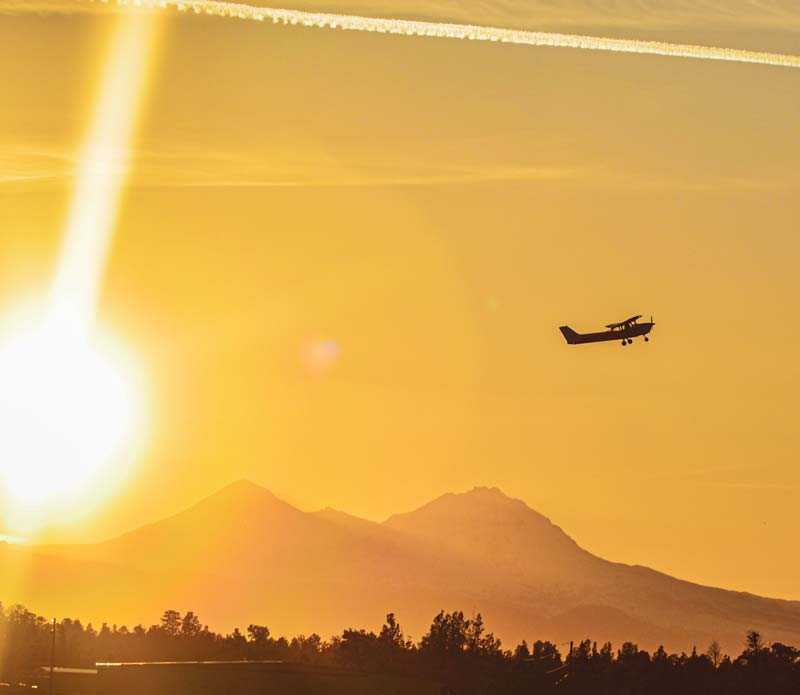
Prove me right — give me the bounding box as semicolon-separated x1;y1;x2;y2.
559;315;654;346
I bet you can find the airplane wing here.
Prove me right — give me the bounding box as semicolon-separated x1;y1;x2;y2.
605;315;641;329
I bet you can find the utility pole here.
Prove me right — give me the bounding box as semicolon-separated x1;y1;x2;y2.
49;618;56;695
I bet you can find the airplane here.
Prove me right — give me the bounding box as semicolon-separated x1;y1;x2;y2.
559;315;654;346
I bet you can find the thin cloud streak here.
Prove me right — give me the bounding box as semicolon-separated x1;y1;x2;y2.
110;0;800;69
5;0;800;32
0;1;99;13
695;481;797;491
3;143;799;191
4;0;800;70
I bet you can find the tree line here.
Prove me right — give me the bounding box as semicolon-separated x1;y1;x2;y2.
1;602;798;694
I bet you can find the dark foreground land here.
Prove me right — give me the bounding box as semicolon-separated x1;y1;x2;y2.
11;662;441;695
2;604;799;694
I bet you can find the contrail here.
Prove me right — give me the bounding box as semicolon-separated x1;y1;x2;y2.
94;0;800;70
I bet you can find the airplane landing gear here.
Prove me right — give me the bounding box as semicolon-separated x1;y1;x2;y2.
621;340;626;346
644;336;649;342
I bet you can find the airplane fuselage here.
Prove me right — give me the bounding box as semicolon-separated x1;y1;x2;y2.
560;321;654;345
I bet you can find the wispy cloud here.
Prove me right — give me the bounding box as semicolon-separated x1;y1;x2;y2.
5;0;800;31
3;0;800;70
0;138;587;189
3;139;799;191
643;462;798;493
137;150;584;187
0;143;75;184
0;0;100;13
694;481;796;491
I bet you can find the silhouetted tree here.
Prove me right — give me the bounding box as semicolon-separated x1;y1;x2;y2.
160;609;181;637
706;640;722;668
1;604;798;695
181;611;202;638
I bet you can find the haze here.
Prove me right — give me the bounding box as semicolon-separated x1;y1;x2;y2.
0;0;799;606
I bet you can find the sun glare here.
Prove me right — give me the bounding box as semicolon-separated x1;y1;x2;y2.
52;12;161;335
0;308;146;529
0;13;160;533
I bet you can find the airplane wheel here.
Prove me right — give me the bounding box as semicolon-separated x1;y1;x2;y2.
621;340;626;346
644;336;649;342
627;339;633;345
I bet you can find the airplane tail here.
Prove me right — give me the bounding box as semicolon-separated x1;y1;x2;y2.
559;326;580;344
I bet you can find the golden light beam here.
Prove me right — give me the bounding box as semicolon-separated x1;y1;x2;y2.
51;10;161;337
0;11;160;533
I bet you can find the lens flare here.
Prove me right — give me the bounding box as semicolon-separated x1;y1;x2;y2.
0;309;146;524
52;11;160;336
301;338;341;375
0;13;159;532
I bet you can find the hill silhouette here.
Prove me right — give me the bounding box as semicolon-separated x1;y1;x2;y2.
4;481;799;653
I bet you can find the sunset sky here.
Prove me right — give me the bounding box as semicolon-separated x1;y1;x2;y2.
0;0;799;601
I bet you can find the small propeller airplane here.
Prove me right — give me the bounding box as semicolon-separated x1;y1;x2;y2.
559;315;654;346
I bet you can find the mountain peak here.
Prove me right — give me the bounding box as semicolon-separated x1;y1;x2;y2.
384;486;587;574
24;480;800;653
189;479;302;519
387;486;548;524
104;479;295;549
462;485;510;498
216;478;272;498
458;486;525;505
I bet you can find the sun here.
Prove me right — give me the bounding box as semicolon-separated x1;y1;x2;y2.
0;306;146;531
0;13;160;534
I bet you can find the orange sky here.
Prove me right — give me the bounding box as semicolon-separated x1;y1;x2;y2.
0;1;799;600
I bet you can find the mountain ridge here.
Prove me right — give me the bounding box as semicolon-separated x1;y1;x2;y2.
6;480;799;654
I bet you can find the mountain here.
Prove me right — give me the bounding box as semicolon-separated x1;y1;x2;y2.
385;487;594;578
3;481;799;653
384;488;800;650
